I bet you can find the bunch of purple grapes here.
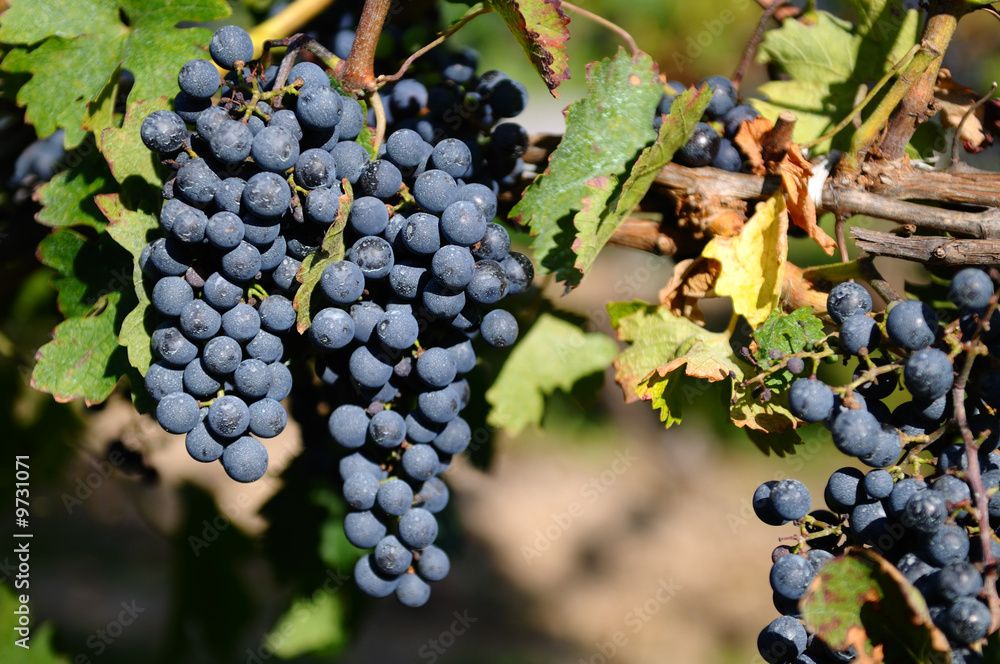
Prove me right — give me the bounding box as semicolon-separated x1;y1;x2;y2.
753;268;1000;664
138;24;533;607
656;75;759;173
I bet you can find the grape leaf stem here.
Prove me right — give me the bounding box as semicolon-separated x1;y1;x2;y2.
379;3;494;85
732;0;792;91
801;43;921;150
857;256;903;304
560;2;638;57
739;347;835;390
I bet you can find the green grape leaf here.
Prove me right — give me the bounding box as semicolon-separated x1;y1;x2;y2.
82;64;120;138
0;584;70;663
31;290;131;405
34;139;116;231
100;98;170;188
848;0;919;52
755;308;825;364
750;306;826;393
513;49;661;287
571;86;711;279
752;9;919;151
801;548;951;664
36;229;132;320
487;0;570;95
0;0;229;148
606;300;648;329
753;307;825;368
97;192;160;379
97;99;171;382
294;183;354;333
0;0;117;45
486;313;619;434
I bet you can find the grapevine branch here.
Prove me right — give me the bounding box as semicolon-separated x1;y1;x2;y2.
844;11;959;171
518;134;1000;263
851;228;1000;266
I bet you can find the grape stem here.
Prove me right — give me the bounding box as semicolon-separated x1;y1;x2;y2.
732;0;792;91
560;2;639;57
951;290;1000;632
739;347;835;391
378;4;494;85
857;257;903;304
262;34;341;108
367;90;387;156
834;358;901;396
247;0;338;59
902;423;949;470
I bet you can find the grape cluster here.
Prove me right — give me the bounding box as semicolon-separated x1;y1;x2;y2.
139;25;532;606
753;268;1000;664
316;53;531;610
656;75;759;173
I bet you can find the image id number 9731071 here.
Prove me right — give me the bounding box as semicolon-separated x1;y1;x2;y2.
13;455;31;649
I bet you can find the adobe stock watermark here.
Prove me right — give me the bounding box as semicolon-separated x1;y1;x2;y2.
74;599;145;663
416;609;477;663
579;578;682;664
521;448;638;564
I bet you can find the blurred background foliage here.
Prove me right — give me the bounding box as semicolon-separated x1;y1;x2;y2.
2;0;1000;663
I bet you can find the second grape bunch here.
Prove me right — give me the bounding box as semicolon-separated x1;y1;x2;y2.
754;268;1000;664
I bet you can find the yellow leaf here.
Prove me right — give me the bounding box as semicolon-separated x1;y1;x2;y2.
702;193;788;328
